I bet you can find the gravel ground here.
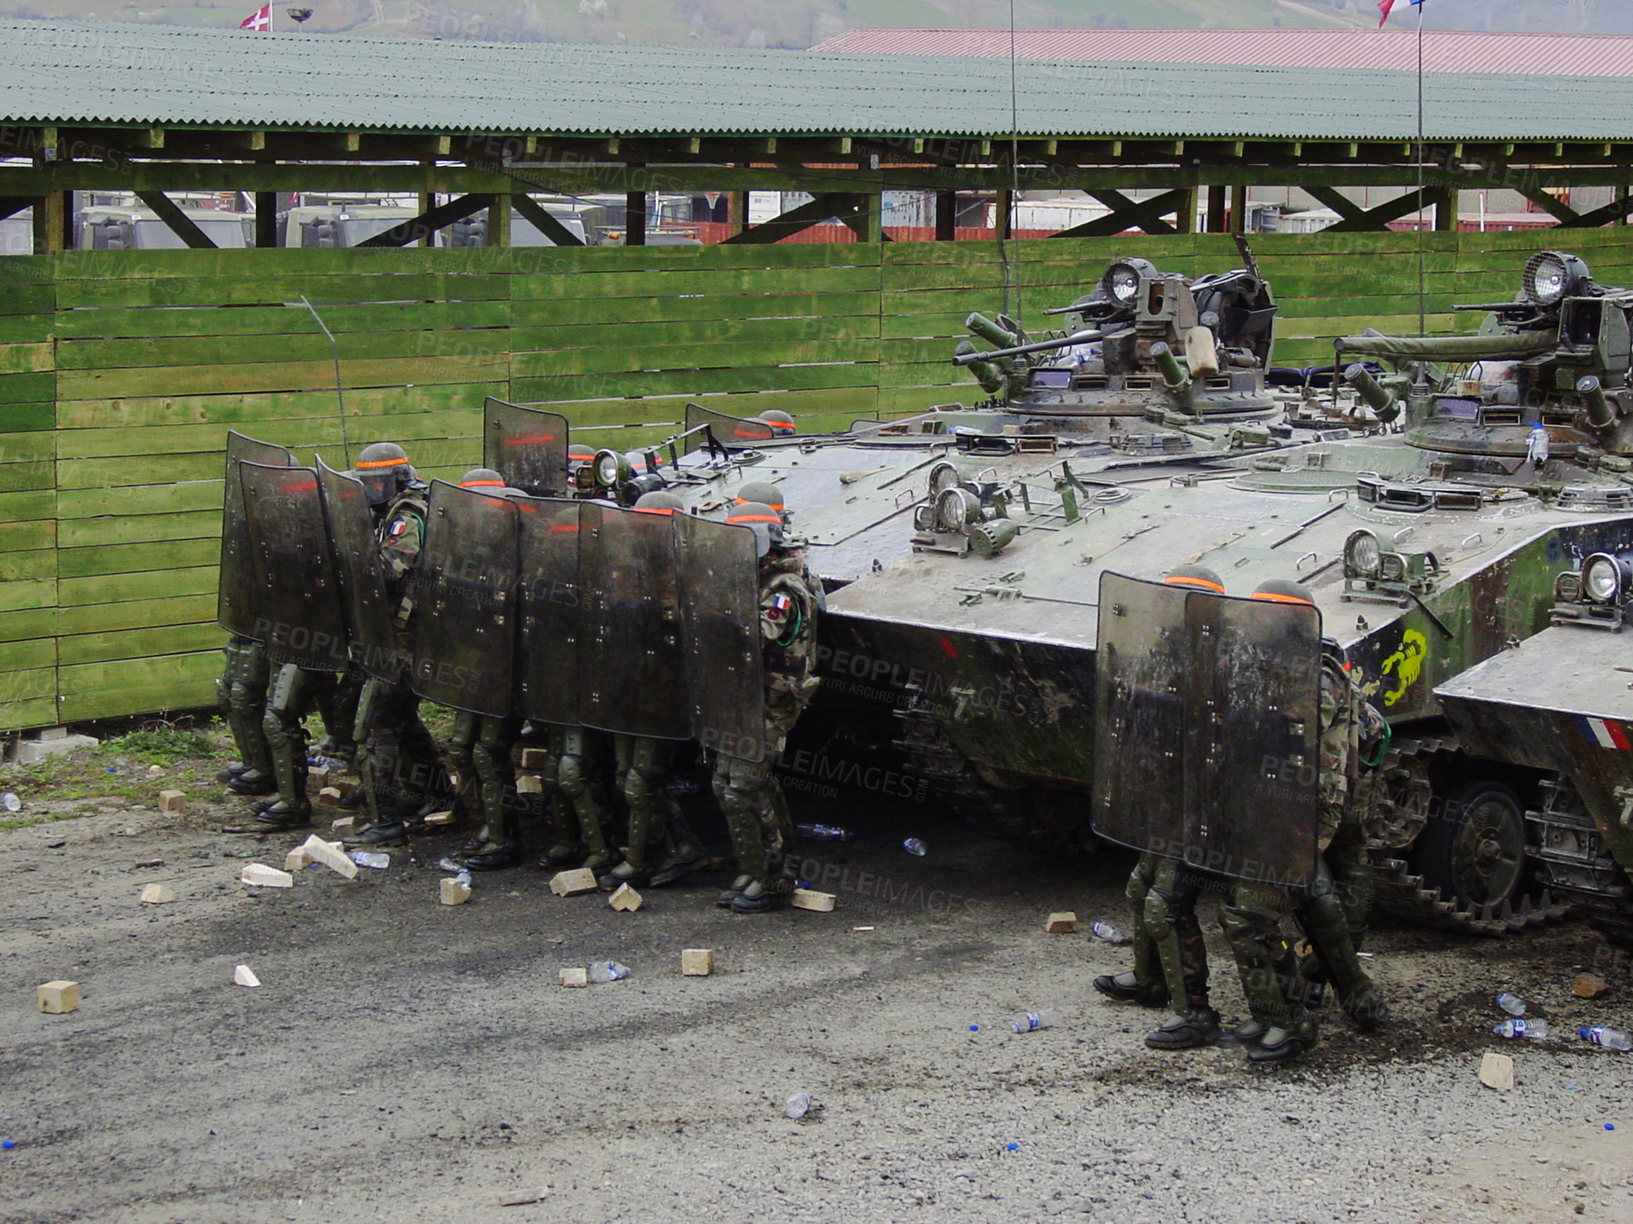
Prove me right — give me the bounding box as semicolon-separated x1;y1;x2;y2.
3;782;1632;1224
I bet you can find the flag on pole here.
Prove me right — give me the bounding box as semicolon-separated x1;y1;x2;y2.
1377;0;1425;26
239;4;271;30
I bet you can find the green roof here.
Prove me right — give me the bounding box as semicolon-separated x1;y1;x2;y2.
4;18;1633;141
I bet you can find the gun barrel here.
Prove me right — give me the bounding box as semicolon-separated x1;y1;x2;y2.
1149;342;1188;388
1336;331;1557;362
1578;374;1615;429
953;327;1105;367
966;312;1020;349
1343;363;1401;423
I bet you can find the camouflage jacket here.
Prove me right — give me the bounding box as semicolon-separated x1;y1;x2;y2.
1317;653;1384;850
760;550;820;729
375;486;427;630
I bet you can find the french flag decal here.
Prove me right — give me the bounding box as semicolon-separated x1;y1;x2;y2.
1575;715;1633;750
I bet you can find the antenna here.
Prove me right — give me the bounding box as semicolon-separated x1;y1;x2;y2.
299;295;351;467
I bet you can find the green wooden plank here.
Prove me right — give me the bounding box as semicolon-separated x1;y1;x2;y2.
0;403;54;433
511;337;878;380
0;666;53;701
56;272;514;310
0;576;54;613
0;316;52;344
543;385;880;429
511;313;880;354
57;593;213;636
0;430;51;464
511;289;881;329
58;326;514;371
510;265;879;301
58;565;218;607
56;299;512;341
57;480;222;519
58;509;216;549
0;284;53;316
504;241;877;275
0;519;54;550
58;654;219;722
0;371;55;403
0;256;56;285
0;488;53;523
54;247;482;279
0;606;56;644
0;695;60;733
0;460;51;493
57;408;483;465
514;363;876;402
0;342;52;375
57;353;508;399
0;547;52;581
57;537;220;580
57;621;225;667
56;382;502;429
0;638;54;670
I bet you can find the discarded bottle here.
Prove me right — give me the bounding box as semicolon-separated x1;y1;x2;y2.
1495;992;1527;1016
902;837;928;857
1493;1018;1549;1039
1010;1008;1058;1034
453;869;473;890
349;850;390;870
1578;1025;1633;1051
589;961;631;984
796;823;854;841
1090;920;1130;945
437;857;464;874
0;793;19;813
784;1090;812;1119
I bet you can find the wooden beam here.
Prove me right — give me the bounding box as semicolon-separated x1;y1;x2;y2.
1304;184;1368;224
935;189;956;241
488;192;511;247
721;193;865;245
253;190;277;247
354;192;494;247
1205;184;1227;232
844;193;882;243
31;191;65;253
0;196;38;223
1064;189;1188;237
1511;180;1582;225
511;192;585;245
134;190;217;248
1317;186;1442;233
625;188;646;245
1230;183;1248;232
1433;186;1458;232
344;133;361;153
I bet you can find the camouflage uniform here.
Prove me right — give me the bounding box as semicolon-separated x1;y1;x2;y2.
217;635;275;794
448;709;523;868
713;549;821;911
537;725;614;872
255;661;361;830
602;735;704;889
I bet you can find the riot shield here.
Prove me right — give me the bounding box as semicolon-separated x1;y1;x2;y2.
483;396;570;498
683;401;775;454
218;431;294;637
316;457;406;682
578;502;691;739
1091;573;1188;860
239;462;350;672
515;497;586;727
1091;572;1322;888
676;513;765;762
411;480;519;716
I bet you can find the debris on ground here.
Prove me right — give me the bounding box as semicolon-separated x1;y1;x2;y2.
1044;911;1078;934
681;948;714;976
1479;1051;1515;1090
239;863;294;888
37;981;79;1014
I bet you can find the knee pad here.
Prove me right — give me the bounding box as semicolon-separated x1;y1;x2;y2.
558;755;586;797
1144;886;1181;941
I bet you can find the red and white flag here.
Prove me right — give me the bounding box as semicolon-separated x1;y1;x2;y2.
239;4;271;30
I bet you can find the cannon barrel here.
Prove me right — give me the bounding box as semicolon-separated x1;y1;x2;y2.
1343;363;1402;423
1577;375;1615;429
1149;342;1189;388
1335;331;1558;362
954;326;1106;367
953;340;1006;395
966;312;1021;350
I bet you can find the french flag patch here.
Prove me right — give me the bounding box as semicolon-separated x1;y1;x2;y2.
1575;715;1633;750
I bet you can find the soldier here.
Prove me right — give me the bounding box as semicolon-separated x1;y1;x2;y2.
755;409;796;438
598;492;708;891
254;660;360;831
1095;565;1229;1011
342;441;444;847
536;727;615;872
713;500;820;913
216;636;277;796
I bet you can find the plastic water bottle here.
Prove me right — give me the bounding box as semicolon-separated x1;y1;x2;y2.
1;793;20;812
589;961;631;984
1090;920;1130;945
1578;1025;1633;1051
349;850;390;870
796;824;854;841
784;1090;812;1119
1010;1008;1057;1033
453;869;472;890
1495;992;1526;1016
1493;1018;1548;1039
902;837;928;856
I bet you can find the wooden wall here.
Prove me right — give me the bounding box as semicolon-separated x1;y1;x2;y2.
3;228;1630;730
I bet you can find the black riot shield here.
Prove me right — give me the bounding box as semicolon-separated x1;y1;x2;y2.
578;503;691;739
676;513;765;762
484;397;570;497
515;497;586;727
316;457;406;682
238;462;350;672
218;431;295;638
683;401;776;454
411;481;519;716
1091;572;1321;889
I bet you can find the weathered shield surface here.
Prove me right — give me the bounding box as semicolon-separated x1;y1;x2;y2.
218;431;295;638
484;396;570;498
515;497;586;726
239;462;349;671
316;457;406;682
1092;572;1321;887
578;503;690;739
683;401;776;453
411;480;519;716
676;513;765;761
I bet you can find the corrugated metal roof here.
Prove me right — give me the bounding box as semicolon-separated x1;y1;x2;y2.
5;19;1633;141
811;27;1633;77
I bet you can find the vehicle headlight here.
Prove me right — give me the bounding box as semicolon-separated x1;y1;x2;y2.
1101;257;1155;304
1554;570;1583;604
927;460;960;498
1345;529;1383;579
1521;250;1589;305
935;487;980;532
1379;553;1407;582
592;448;628;489
1582;553;1625;604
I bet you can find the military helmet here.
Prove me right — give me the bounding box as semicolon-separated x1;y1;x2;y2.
734;480;786;516
1250;578;1316;606
567;443;596;469
755;409;796;436
1162;564;1225;594
458;467;506;491
632;490;685;516
355;441;415;507
726;500;785;558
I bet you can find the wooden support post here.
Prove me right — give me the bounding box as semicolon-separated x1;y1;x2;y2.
418;190;433;246
1433;186;1459;232
1205;184;1227;233
996;188;1013;239
1230;184;1249;232
254;190;277;247
489;192;511;247
625;189;646;245
1174;186;1197;234
935;189;956;241
729;189;749;238
33;190;67;253
851;192;883;243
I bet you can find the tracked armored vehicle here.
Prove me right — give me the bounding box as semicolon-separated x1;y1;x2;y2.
547;250;1633;938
